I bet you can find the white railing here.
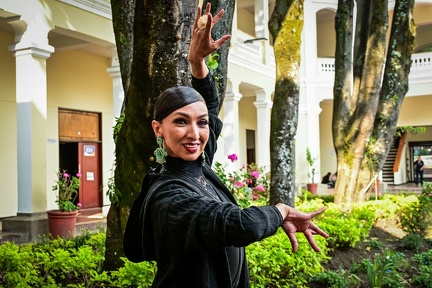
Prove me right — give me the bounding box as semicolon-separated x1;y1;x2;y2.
230;31;264;63
410;52;432;76
316;52;432;83
317;58;335;81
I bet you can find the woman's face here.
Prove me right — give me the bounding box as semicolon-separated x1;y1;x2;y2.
152;102;209;161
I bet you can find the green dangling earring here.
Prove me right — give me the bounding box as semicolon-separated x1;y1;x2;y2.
201;151;206;166
154;136;167;164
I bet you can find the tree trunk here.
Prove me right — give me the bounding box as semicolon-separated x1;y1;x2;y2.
333;0;415;205
105;0;234;270
268;0;304;207
371;0;415;172
104;0;198;270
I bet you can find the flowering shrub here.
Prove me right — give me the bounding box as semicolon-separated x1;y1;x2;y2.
52;170;82;212
213;154;270;208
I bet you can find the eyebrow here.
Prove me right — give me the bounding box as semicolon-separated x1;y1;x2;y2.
173;111;209;118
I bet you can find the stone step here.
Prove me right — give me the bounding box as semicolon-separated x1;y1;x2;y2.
0;232;28;244
0;209;106;244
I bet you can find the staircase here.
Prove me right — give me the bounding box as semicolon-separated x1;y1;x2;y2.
382;146;397;184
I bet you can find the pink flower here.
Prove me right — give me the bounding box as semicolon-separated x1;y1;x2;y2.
76;173;82;178
251;171;259;179
255;185;265;192
77;202;82;208
227;154;238;162
235;181;243;187
252;194;259;200
63;173;70;178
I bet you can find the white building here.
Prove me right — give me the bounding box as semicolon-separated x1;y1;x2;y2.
0;0;431;241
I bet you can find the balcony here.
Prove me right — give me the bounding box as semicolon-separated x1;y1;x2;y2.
229;31;432;98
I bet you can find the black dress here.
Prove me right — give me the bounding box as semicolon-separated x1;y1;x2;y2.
124;74;283;288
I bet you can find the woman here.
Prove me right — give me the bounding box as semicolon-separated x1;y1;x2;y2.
124;4;328;287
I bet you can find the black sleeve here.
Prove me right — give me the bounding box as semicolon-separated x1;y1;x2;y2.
191;73;220;116
151;184;283;256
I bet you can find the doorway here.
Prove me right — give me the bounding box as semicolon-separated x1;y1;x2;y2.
59;142;79;207
246;129;256;164
408;142;432;182
58;109;102;209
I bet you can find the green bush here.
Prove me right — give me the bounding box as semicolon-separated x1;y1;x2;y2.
0;242;39;287
402;233;424;252
398;182;432;236
412;250;432;287
0;233;113;288
110;258;156;287
310;269;361;288
357;195;403;220
247;230;329;287
314;203;375;249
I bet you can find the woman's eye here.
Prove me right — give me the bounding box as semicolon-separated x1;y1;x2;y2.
174;119;187;125
198;119;208;126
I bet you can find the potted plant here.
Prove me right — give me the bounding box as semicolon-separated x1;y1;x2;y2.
306;148;318;194
47;170;82;238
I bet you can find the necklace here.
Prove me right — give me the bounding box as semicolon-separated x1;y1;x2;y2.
178;169;222;201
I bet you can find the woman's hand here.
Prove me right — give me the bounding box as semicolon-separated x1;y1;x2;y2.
276;204;329;252
188;2;231;78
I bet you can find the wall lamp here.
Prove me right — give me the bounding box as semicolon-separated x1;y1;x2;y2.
243;37;268;44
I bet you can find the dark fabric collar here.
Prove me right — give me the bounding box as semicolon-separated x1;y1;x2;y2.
161;156;204;178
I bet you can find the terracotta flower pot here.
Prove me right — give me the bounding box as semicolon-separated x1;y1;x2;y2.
306;183;318;195
47;210;78;239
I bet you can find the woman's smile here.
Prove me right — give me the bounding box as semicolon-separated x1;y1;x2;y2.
183;143;200;153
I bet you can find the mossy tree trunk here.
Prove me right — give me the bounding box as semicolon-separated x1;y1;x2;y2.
104;0;234;270
333;0;415;206
268;0;304;207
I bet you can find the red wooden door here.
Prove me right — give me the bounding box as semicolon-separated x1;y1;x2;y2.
78;143;101;208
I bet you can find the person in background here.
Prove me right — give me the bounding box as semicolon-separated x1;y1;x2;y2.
123;3;329;287
321;172;331;186
414;155;425;186
330;172;337;187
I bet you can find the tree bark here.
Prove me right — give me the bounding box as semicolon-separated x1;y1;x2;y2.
372;0;416;172
333;0;415;205
268;0;304;207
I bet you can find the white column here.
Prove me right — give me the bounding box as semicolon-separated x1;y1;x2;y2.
8;18;54;213
254;89;272;170
254;0;269;40
302;1;318;82
104;53;123;213
254;0;272;64
107;53;124;120
223;79;242;171
306;99;322;177
297;1;321;183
